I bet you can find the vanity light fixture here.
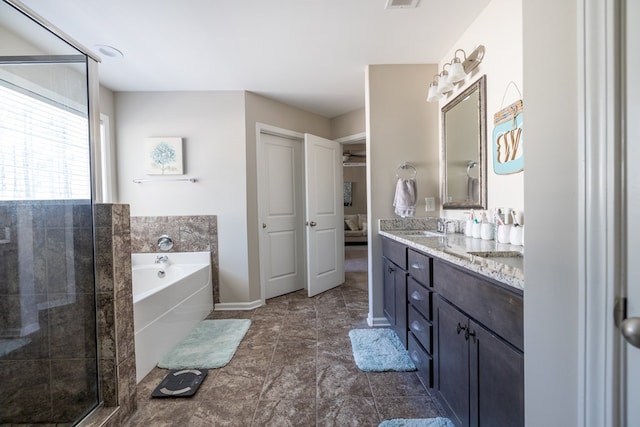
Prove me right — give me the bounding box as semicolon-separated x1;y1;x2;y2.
426;75;443;102
427;45;485;102
437;63;454;94
448;52;468;83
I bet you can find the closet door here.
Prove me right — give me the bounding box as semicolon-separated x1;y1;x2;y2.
304;133;345;297
258;133;305;299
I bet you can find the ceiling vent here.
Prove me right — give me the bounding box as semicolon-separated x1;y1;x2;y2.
385;0;420;9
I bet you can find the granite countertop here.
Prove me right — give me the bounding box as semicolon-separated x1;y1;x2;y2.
379;228;524;293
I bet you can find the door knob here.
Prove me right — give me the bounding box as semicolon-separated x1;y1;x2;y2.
621;317;640;349
309;221;317;227
262;223;267;229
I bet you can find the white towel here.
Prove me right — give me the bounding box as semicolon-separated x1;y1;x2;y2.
393;178;417;217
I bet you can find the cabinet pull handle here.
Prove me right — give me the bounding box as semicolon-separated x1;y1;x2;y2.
388;266;395;274
410;263;423;270
465;328;476;341
411;320;423;332
410;291;423;301
456;322;467;335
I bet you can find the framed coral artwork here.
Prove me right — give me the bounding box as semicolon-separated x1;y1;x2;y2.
145;137;183;175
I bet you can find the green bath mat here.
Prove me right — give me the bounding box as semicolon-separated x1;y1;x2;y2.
158;319;251;369
349;328;416;372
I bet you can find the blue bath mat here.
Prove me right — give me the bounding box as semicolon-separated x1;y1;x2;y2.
379;418;455;427
348;328;416;372
158;319;251;369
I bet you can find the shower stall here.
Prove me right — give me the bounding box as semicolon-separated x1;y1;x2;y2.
0;1;102;424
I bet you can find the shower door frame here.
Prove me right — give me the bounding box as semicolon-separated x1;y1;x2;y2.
2;0;104;424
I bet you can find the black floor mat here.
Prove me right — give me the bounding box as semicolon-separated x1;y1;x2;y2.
151;369;208;398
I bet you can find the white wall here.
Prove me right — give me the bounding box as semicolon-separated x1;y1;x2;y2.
114;91;251;303
366;64;440;324
523;0;579;424
438;0;524;218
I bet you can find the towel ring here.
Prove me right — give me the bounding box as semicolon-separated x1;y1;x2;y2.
396;162;417;179
466;161;478;179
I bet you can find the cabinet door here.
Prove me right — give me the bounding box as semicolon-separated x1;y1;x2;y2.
383;257;396;327
435;296;470;427
394;266;408;347
469;320;524;427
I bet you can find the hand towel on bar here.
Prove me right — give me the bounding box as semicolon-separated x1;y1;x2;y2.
393;178;417;217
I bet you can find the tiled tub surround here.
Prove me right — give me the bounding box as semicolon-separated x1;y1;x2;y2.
0;201;99;424
379;218;524;291
130;215;219;303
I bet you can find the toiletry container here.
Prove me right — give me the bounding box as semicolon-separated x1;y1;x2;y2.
509;226;523;246
465;220;473;237
471;222;482;239
480;223;494;240
497;224;512;244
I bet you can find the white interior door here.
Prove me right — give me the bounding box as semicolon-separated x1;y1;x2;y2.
623;0;640;423
304;133;345;297
258;133;305;299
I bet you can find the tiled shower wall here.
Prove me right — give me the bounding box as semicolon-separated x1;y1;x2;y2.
129;215;219;303
0;201;98;424
94;203;137;426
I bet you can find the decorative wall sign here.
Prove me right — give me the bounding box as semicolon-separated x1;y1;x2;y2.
146;137;183;175
492;99;523;175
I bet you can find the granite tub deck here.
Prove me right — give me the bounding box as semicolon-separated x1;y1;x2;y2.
379;220;524;292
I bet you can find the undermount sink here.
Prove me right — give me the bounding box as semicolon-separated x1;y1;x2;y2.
399;230;444;238
467;250;523;258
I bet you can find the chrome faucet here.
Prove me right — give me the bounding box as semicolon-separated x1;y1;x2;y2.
155;255;169;264
437;218;451;235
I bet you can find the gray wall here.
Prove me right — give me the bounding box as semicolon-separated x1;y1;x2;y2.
366;64;440;324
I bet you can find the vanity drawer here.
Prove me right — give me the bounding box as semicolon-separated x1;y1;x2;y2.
434;259;524;351
408;332;432;388
408;277;432;320
382;237;407;269
408;249;432;287
408;305;432;353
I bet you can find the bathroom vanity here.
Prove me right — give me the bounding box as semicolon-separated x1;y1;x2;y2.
379;228;524;427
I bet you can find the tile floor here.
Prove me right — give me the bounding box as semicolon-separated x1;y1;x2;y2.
126;246;445;426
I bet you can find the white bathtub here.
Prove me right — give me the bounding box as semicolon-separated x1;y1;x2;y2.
132;251;213;383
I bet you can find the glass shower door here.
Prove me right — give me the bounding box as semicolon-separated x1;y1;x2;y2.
0;1;100;424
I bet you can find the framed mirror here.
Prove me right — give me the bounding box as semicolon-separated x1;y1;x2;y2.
441;75;487;210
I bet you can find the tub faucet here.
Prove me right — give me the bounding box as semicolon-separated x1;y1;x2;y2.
155;255;169;264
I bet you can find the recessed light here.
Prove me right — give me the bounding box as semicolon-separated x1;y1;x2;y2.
385;0;420;9
95;44;124;59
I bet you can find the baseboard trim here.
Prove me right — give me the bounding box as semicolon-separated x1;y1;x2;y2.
214;300;264;311
367;314;391;327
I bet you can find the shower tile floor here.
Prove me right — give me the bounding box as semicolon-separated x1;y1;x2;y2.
127;248;445;426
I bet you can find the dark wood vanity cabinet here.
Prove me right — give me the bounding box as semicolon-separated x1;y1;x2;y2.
382;237;408;346
434;260;524;427
380;236;523;427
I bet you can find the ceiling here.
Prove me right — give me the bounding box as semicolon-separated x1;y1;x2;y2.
16;0;490;118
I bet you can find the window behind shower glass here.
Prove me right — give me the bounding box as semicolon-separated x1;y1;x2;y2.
0;76;90;200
